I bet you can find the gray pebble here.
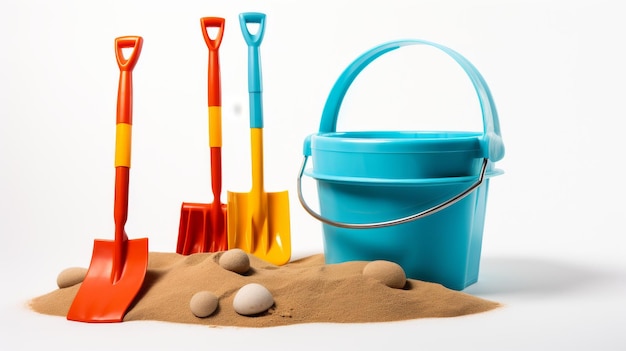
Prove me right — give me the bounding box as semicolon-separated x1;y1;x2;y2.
233;283;274;316
190;291;219;318
219;249;250;274
56;267;88;289
363;260;406;289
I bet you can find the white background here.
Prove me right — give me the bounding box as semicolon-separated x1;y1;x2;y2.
1;0;625;350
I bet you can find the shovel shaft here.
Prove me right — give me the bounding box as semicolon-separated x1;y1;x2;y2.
207;41;222;147
248;92;263;128
115;36;143;123
116;72;133;125
210;147;223;205
113;167;130;282
250;128;265;197
209;106;222;148
240;12;267;213
250;127;267;247
205;18;225;235
239;11;267;197
240;12;265;128
113;36;142;282
113;168;130;236
208;50;221;107
246;48;262;94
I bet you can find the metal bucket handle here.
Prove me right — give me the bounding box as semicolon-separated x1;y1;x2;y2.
297;39;504;229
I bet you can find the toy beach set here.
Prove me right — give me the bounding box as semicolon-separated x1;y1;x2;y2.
31;12;505;326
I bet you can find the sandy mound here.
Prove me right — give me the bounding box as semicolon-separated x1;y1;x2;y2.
30;252;499;327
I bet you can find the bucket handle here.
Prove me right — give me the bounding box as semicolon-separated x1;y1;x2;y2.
303;39;504;162
298;39;502;229
297;157;488;229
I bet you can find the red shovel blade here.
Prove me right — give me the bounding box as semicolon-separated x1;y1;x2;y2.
177;202;227;254
67;238;148;322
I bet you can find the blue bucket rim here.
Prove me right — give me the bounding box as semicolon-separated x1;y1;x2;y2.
311;130;483;153
304;168;504;186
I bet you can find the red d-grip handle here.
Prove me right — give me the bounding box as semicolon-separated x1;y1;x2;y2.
115;36;142;126
200;17;224;107
115;36;143;72
200;17;225;51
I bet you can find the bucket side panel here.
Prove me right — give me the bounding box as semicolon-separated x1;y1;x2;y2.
317;180;479;290
465;181;490;287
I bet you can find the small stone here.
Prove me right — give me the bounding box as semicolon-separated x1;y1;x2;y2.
190;291;219;318
219;249;250;274
56;267;88;289
363;260;406;289
233;283;274;316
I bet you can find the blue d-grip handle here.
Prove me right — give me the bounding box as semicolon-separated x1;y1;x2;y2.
312;39;505;162
239;12;266;128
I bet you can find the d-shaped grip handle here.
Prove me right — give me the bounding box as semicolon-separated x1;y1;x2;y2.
115;36;143;72
200;17;225;51
239;12;266;47
239;12;267;127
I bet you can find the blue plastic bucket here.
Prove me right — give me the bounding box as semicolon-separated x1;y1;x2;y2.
298;40;505;290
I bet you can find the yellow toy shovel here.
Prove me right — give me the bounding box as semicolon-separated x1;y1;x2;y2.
227;12;291;265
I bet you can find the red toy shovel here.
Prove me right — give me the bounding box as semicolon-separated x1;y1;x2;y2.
67;36;149;323
177;17;228;254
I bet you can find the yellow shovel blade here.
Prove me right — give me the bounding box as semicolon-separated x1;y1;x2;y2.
227;190;291;265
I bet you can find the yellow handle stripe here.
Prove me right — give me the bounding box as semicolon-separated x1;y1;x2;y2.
209;106;222;147
115;123;132;167
250;128;264;194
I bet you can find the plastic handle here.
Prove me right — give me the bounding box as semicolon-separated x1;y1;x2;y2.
115;36;143;126
239;12;266;128
200;17;225;51
239;13;265;92
315;40;504;162
239;12;266;47
113;36;143;261
115;36;143;72
200;17;224;108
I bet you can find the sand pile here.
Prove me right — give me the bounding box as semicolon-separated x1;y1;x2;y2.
30;251;500;327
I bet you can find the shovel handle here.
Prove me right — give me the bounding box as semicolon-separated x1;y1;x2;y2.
200;17;225;51
115;36;143;126
239;12;265;128
239;12;265;47
114;36;142;168
113;36;142;225
113;36;142;280
201;17;224;147
201;17;224;108
115;36;143;72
